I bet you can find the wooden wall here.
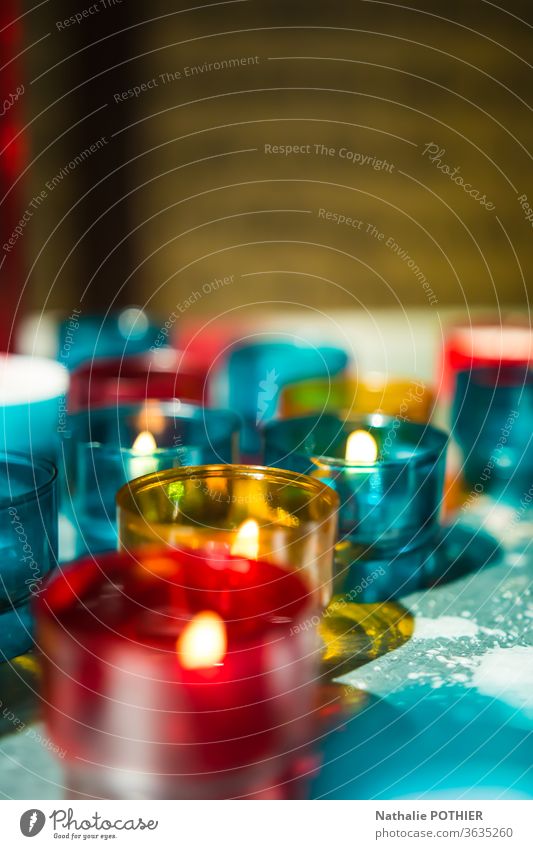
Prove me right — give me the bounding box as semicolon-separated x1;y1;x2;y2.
20;1;533;322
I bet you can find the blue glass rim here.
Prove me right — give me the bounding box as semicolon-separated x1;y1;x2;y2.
264;414;448;470
67;401;241;455
0;451;58;509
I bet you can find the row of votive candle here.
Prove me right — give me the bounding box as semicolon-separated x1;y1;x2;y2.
0;314;531;800
2;323;531;625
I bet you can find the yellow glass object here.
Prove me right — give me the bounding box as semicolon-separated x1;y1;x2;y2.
116;464;340;607
279;373;435;423
319;597;414;678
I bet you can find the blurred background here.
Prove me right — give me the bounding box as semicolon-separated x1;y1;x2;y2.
0;2;532;803
0;0;531;359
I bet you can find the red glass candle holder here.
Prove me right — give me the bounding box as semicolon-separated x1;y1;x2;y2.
36;547;319;799
68;349;208;413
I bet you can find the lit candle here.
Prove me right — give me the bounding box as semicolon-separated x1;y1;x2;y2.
177;610;227;669
128;430;159;479
36;547;320;799
230;518;260;559
345;429;379;464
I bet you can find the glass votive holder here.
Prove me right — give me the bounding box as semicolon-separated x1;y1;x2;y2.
0;452;58;659
279;373;435;422
57;307;161;371
36;547;320;799
117;464;339;607
0;355;69;458
440;320;532;399
263;414;448;600
67;349;208;413
64;402;240;556
227;340;349;456
452;366;533;500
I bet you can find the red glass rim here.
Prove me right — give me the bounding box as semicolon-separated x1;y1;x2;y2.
445;323;533;370
35;546;316;655
68;350;208;412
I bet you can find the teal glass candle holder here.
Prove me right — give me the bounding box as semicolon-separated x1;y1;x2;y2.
227;340;349;457
264;414;448;599
452;366;533;501
0;355;69;459
0;452;58;659
63;401;240;556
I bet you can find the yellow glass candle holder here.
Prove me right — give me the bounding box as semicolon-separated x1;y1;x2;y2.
279;373;435;423
116;464;339;607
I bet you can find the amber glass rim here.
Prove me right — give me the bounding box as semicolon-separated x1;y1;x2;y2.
116;463;340;513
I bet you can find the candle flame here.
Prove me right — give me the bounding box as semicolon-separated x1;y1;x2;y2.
177;611;227;669
230;518;260;559
345;429;378;464
132;430;157;454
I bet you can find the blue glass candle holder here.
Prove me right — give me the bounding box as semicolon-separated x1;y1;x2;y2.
0;452;58;659
264;414;447;599
63;401;240;556
227;340;349;457
58;308;162;371
452;366;533;501
0;355;69;459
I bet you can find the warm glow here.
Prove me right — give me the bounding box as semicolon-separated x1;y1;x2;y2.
345;429;378;463
132;430;157;454
136;403;167;437
230;519;260;559
177;611;227;669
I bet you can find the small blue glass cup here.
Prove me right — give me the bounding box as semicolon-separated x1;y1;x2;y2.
263;414;448;599
0;355;69;460
57;308;162;371
0;452;58;659
63;401;241;556
452;366;533;501
227;340;349;457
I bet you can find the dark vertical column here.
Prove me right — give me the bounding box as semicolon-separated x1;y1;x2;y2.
44;0;140;313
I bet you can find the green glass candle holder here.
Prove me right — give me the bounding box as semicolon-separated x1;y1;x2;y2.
280;374;435;423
